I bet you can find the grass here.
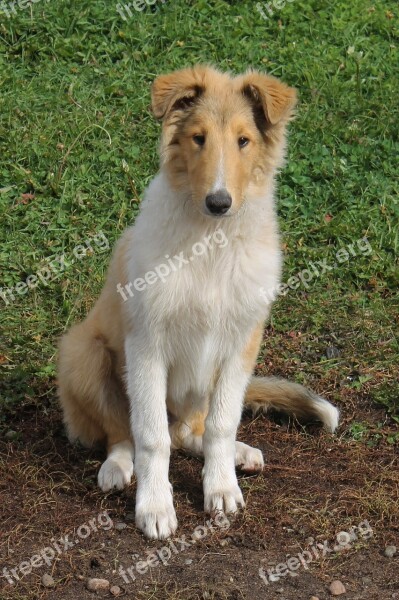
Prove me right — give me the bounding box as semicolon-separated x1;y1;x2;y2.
0;0;398;502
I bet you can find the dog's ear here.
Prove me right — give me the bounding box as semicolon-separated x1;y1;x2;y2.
151;68;205;120
239;71;297;127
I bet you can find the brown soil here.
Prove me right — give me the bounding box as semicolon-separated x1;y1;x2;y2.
1;339;398;600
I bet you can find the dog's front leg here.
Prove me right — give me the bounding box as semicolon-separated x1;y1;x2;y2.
125;334;177;540
203;360;250;514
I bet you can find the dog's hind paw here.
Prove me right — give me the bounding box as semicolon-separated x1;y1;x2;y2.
235;441;264;472
98;457;134;492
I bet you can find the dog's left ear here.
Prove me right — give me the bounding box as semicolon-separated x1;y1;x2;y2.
238;71;297;127
151;68;205;120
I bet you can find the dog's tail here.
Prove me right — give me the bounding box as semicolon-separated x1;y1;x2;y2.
244;377;339;433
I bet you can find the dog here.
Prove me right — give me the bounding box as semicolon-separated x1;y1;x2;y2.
58;65;339;540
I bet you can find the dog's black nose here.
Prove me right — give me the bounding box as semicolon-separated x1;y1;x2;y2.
205;190;232;215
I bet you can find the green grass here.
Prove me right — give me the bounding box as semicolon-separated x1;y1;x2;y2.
0;0;398;433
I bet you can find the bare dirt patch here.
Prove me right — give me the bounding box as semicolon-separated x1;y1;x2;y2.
1;375;398;600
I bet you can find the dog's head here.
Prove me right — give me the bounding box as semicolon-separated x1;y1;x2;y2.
152;65;297;218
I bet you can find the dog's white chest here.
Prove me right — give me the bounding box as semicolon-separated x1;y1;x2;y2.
125;174;281;403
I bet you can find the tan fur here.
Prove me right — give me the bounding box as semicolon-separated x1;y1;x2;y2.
244;377;329;422
190;412;206;437
242;322;265;374
169;411;206;452
58;231;132;449
152;65;297;216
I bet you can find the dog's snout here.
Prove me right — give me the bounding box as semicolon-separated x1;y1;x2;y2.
205;190;232;215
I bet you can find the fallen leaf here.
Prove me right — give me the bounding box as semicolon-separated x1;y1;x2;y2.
19;193;35;204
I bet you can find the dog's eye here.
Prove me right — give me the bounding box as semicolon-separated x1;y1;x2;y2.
193;134;205;146
238;137;250;148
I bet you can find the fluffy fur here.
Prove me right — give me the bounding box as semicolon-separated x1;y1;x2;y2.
58;65;339;540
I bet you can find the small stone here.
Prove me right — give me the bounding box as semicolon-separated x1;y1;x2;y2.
185;559;193;565
110;586;121;596
86;578;110;592
4;430;17;441
385;545;397;558
310;597;320;600
219;538;229;547
115;522;127;531
326;346;340;359
329;580;346;596
125;512;135;522
41;574;54;588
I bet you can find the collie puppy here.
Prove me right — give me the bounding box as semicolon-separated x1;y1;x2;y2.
58;65;339;540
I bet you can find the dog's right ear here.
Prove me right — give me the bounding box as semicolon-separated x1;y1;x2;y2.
151;68;205;120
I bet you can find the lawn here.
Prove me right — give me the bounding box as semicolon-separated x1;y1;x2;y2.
0;1;398;599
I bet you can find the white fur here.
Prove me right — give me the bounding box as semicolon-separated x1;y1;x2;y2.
122;170;280;538
211;152;225;192
98;440;134;492
314;397;340;433
235;441;265;471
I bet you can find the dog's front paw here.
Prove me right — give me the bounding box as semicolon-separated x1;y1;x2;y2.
135;490;177;540
98;457;134;492
235;441;264;472
204;481;245;514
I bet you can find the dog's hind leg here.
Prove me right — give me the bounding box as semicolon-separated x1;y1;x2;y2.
58;319;134;492
234;441;264;472
169;413;205;458
98;438;134;492
170;413;264;473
